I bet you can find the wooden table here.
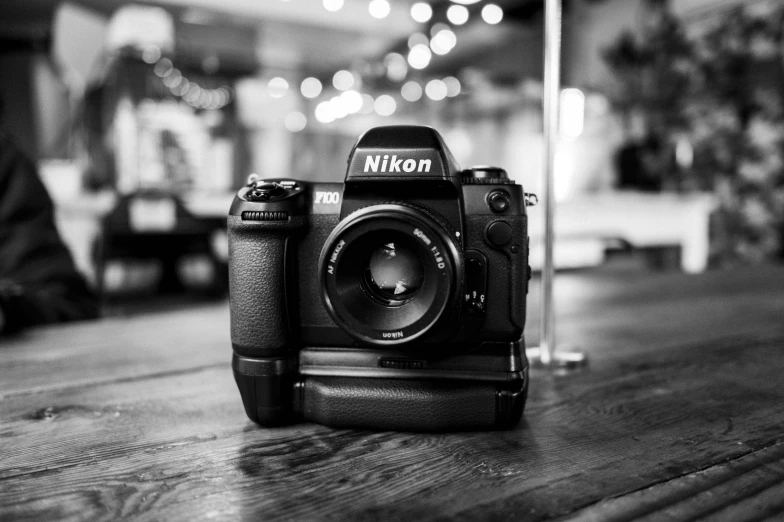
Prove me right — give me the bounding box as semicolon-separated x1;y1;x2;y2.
2;267;784;520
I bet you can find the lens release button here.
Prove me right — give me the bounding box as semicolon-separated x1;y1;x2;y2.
487;221;513;246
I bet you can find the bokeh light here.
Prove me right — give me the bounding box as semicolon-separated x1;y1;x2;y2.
401;81;423;102
341;89;364;114
443;76;461;97
359;94;375;114
142;46;161;64
315;101;335;123
374;95;396;116
163;69;182;88
384;53;408;82
153;58;173;77
285;111;307;132
268;77;289;98
368;0;390;19
301;77;323;99
410;3;432;23
425;79;447;101
184;83;201;103
330;95;348;119
323;0;344;12
408;44;432;69
333;70;355;91
446;5;469;25
430;23;450;37
482;4;503;24
408;33;429;49
430;29;457;55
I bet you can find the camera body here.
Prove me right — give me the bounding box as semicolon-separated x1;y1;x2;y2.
229;126;531;431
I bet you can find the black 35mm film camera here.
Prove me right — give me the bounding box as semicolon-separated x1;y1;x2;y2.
229;126;532;431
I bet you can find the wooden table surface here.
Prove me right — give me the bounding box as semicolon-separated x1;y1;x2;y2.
2;267;784;521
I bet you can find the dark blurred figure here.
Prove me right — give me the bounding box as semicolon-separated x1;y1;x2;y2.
0;96;98;335
615;132;671;192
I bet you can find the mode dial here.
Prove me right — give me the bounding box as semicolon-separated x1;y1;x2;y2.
246;181;286;201
460;166;514;185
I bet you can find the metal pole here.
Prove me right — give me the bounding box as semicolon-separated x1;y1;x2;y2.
539;0;561;365
527;0;587;369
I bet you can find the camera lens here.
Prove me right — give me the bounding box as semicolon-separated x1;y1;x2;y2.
319;204;462;346
363;240;424;304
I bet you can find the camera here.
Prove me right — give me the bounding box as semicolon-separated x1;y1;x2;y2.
229;125;531;431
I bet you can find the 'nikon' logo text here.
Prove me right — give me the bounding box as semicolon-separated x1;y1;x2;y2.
364;155;432;173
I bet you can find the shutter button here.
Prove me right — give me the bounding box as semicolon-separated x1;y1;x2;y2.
487;221;513;246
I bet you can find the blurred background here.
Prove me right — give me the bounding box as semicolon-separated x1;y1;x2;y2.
1;0;783;316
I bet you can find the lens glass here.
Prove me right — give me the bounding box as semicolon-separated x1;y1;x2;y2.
320;204;461;345
363;240;424;304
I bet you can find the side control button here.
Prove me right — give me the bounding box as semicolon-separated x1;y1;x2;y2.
487;221;513;246
488;191;511;213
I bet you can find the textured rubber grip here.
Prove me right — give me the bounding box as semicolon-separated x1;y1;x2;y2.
228;216;299;357
299;376;508;431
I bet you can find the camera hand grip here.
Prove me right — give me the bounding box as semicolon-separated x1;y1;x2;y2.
228;216;298;357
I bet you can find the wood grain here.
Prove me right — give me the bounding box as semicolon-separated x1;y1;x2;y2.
0;303;230;398
1;267;784;520
560;442;784;522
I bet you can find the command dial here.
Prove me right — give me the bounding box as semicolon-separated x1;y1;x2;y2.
460;166;514;185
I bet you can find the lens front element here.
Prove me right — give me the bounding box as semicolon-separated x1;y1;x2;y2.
364;240;425;304
319;204;461;346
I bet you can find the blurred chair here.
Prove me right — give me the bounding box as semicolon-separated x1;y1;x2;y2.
93;191;227;302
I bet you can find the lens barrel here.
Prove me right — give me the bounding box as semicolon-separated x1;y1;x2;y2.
319;204;462;346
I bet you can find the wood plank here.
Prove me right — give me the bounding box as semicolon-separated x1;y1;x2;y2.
0;304;230;397
3;329;784;520
559;442;784;522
